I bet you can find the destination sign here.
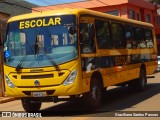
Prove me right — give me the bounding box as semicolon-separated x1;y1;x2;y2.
19;17;61;29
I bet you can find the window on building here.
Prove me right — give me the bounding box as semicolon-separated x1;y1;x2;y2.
128;10;135;19
106;10;119;16
137;13;141;21
146;14;151;23
156;16;160;25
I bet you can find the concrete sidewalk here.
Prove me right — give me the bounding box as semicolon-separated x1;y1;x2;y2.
0;97;19;104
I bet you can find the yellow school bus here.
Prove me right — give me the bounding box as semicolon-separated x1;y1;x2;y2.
3;8;157;112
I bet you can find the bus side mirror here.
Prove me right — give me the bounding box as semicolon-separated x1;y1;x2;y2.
68;26;76;35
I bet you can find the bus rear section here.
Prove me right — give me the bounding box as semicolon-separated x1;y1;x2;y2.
78;10;157;108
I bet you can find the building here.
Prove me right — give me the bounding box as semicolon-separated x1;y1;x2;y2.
0;12;9;97
33;0;160;55
0;0;38;16
0;0;38;45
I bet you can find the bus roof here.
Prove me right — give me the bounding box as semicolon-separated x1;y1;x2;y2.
8;8;153;28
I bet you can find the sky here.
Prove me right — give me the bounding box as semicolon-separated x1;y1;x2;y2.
24;0;84;6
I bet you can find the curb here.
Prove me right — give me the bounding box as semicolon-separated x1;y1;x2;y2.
0;97;19;104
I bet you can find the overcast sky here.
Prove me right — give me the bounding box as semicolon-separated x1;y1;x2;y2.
24;0;83;6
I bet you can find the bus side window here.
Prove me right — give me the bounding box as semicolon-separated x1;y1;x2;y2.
95;20;112;49
145;28;154;48
124;25;137;48
80;23;95;54
135;27;145;48
111;22;125;49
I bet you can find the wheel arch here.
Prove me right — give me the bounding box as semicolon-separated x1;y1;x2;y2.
91;71;104;88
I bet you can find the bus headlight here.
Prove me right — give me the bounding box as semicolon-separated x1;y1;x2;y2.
63;69;77;86
5;75;15;88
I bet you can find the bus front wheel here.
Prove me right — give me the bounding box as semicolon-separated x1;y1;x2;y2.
21;98;42;112
83;75;103;108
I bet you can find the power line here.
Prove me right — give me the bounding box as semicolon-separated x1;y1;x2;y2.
87;0;99;6
96;0;109;6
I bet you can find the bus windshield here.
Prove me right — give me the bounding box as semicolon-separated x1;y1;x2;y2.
4;15;78;68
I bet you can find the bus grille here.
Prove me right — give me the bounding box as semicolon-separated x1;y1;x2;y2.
21;74;53;79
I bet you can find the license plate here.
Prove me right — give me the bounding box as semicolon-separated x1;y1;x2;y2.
32;92;46;97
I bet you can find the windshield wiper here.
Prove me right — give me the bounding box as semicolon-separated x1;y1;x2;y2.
16;33;34;72
32;35;59;70
15;55;27;71
43;48;59;70
43;48;72;73
16;44;34;71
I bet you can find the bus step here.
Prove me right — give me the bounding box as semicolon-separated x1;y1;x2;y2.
147;75;155;78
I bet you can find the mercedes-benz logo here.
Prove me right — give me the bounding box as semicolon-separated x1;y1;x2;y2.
34;80;40;86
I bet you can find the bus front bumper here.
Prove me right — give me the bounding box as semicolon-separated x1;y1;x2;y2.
5;83;82;98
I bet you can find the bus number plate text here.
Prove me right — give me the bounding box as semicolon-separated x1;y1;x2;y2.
32;92;46;97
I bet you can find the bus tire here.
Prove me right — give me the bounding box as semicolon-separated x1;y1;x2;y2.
128;67;147;91
83;75;103;108
21;98;42;112
137;67;147;91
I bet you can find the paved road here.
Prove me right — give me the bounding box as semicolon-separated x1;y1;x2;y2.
0;72;160;120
